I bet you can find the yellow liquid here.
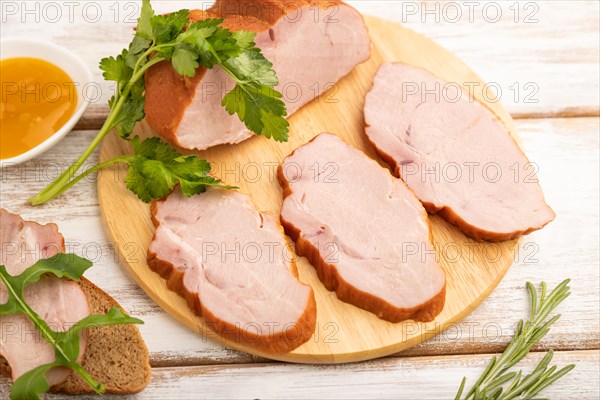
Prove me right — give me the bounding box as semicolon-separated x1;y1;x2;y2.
0;57;78;159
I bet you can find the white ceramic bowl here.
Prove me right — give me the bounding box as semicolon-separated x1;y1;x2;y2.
0;39;93;167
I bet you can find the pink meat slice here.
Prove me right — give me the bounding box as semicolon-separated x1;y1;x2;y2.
364;63;555;241
145;1;371;150
279;133;446;322
148;189;316;353
0;209;89;385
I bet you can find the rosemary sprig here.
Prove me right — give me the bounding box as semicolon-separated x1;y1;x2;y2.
455;279;575;400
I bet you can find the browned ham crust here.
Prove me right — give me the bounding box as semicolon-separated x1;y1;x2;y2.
364;63;555;242
278;134;446;323
145;0;371;150
147;189;316;354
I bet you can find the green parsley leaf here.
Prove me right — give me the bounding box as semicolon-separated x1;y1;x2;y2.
167;17;289;139
151;9;190;45
222;84;289;142
135;0;155;40
172;47;200;77
110;92;145;139
124;137;234;202
99;50;131;82
232;30;257;50
179;18;223;45
174;19;231;68
225;49;279;86
126;36;152;69
29;0;288;206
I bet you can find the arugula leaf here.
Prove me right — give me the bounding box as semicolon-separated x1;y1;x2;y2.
0;254;92;312
10;362;60;400
57;307;143;361
1;256;144;400
71;307;143;336
16;253;91;285
124;137;235;202
0;253;91;315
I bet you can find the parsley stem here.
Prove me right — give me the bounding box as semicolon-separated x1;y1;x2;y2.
28;103;122;205
28;53;163;206
131;54;164;83
28;5;288;205
40;157;134;203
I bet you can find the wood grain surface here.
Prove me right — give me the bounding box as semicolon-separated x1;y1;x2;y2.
4;1;598;123
1;1;598;398
1;350;598;399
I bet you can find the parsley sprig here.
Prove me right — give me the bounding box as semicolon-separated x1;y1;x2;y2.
0;254;143;400
28;0;287;205
455;280;575;400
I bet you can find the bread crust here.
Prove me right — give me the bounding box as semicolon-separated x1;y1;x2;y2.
277;138;446;323
50;277;151;395
147;197;317;354
144;0;345;146
0;214;150;395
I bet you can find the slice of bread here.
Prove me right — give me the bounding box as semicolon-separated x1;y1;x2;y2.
0;277;151;395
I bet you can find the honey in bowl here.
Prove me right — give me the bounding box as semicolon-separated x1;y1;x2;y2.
0;57;78;159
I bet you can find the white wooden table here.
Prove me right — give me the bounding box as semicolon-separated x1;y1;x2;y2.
1;1;599;398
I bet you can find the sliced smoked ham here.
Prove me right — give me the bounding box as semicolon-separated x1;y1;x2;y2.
278;133;446;322
145;0;371;150
364;63;555;242
148;189;316;353
0;209;90;385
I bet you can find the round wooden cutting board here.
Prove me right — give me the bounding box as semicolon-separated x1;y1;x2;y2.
98;16;520;363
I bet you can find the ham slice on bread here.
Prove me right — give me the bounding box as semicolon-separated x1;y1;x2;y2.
0;209;89;386
0;209;150;395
